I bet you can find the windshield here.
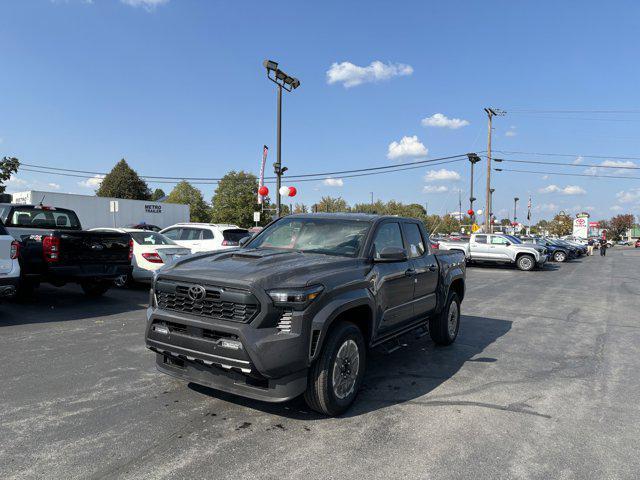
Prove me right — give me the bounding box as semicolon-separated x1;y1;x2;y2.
130;232;176;246
5;206;81;230
248;217;371;257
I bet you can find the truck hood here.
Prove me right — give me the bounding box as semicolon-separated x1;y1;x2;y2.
157;247;361;289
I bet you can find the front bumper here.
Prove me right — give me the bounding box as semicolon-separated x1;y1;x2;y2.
537;255;548;266
145;279;317;402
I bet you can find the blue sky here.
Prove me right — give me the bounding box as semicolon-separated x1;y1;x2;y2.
1;0;640;222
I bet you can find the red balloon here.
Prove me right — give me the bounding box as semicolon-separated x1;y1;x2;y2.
258;185;269;196
288;186;297;197
467;209;474;215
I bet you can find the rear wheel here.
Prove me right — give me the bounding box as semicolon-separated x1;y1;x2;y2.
429;291;460;345
81;281;111;297
517;254;535;271
304;322;366;416
553;251;567;262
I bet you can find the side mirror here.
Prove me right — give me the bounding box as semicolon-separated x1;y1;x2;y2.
374;246;408;262
505;241;511;246
239;236;251;247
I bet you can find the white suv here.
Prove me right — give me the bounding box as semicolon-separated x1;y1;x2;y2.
159;223;251;253
0;220;20;299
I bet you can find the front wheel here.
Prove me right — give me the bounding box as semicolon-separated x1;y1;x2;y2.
553;251;567;262
429;291;460;345
517;254;535;271
304;322;366;416
81;281;111;297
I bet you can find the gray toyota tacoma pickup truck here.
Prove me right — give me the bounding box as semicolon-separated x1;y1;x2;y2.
145;213;466;415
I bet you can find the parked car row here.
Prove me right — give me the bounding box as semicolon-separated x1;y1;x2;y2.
0;200;253;298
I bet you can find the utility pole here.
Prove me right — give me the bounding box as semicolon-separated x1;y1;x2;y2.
484;107;505;233
370;192;374;208
466;153;481;223
490;188;495;225
513;197;519;224
458;189;462;222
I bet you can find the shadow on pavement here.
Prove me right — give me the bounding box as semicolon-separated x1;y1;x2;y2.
0;283;149;326
188;314;512;419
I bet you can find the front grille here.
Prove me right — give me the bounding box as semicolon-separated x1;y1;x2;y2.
152;320;238;342
157;292;258;322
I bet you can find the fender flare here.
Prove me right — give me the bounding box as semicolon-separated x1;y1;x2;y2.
309;289;375;362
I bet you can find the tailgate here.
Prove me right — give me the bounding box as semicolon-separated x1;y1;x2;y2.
58;231;131;264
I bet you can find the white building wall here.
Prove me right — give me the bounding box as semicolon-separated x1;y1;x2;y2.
10;191;190;230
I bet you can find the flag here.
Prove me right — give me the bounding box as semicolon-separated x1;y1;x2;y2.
257;145;268;204
527;196;532;221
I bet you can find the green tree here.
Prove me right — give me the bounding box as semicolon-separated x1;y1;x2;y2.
151;188;166;201
166;181;210;222
315;196;349;213
96;159;151;200
609;214;634;240
0;156;20;194
293;203;308;214
352;200;386;215
549;213;573;236
211;171;272;227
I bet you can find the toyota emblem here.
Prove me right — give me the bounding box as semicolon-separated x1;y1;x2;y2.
187;285;206;301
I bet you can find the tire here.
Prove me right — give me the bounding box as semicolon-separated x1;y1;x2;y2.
304;322;366;416
553;251;567;262
114;274;131;288
429;291;460;346
81;281;111;297
516;254;535;271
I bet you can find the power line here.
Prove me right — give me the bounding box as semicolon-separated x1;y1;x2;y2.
494;150;640;161
19;153;470;182
493;157;640;170
20;157;468;185
494;167;640;181
507;109;640;114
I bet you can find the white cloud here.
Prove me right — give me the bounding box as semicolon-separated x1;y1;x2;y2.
326;61;413;88
610;205;623;212
505;126;517;137
616;188;640;204
322;178;344;187
424;169;461;182
78;174;105;189
584;159;637;176
541;175;549;180
387;135;428;160
538;184;586;195
423;185;448;194
573;156;584;165
534;203;560;213
47;183;61;190
120;0;169;10
421;113;469;129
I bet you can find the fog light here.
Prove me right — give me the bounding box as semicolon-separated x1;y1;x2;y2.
219;339;242;350
153;325;169;335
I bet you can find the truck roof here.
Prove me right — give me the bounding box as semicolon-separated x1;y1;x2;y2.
286;213;417;222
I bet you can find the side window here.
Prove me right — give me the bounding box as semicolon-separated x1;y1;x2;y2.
475;235;487;244
491;236;508;245
372;222;404;259
404;223;426;258
180;228;202;240
201;229;214;240
162;228;181;240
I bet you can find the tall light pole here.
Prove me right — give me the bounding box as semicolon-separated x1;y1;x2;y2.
263;60;300;218
467;153;481;223
513;197;519;225
484;107;505;233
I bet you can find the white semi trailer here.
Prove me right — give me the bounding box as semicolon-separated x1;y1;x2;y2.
8;190;190;230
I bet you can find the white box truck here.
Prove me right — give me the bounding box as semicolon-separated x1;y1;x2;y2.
9;190;190;230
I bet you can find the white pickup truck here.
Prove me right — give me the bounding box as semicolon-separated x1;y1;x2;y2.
438;233;548;271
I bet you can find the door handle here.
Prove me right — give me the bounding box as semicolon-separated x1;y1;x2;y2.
404;268;416;277
427;264;437;272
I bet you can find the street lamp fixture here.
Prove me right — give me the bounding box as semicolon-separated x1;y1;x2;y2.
263;59;301;218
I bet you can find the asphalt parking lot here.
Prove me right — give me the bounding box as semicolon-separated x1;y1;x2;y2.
1;248;639;480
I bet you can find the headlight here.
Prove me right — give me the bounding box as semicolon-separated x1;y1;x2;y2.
267;285;324;310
